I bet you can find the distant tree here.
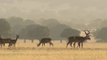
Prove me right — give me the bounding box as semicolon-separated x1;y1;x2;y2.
40;19;72;40
94;27;107;42
89;19;107;30
19;24;49;41
61;28;80;38
100;20;107;28
7;17;24;34
7;17;24;26
0;18;11;36
23;19;36;26
7;17;36;35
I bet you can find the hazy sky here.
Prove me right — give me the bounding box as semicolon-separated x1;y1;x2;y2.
0;0;107;24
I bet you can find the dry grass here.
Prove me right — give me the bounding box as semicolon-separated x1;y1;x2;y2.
0;40;107;60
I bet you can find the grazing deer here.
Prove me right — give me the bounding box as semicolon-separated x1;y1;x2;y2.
37;38;53;47
66;30;91;48
8;35;19;47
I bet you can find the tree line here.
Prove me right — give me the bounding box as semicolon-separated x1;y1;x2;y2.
1;17;107;42
0;17;80;41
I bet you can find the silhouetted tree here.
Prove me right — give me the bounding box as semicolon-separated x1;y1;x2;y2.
94;27;107;42
23;19;36;26
89;19;107;30
7;17;36;36
61;28;80;38
0;18;11;36
41;19;71;40
19;24;49;42
7;17;24;34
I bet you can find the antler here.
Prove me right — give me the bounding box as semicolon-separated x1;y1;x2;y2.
84;30;90;35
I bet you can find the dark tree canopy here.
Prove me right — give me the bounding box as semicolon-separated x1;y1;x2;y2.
7;17;36;35
89;19;107;30
0;18;11;36
23;19;36;26
19;24;49;40
41;19;73;39
94;27;107;42
61;28;80;38
7;17;24;34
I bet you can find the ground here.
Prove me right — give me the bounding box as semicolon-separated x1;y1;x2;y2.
0;40;107;60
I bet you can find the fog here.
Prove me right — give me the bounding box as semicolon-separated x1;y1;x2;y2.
0;0;107;28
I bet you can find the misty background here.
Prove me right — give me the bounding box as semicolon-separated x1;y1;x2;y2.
0;0;107;42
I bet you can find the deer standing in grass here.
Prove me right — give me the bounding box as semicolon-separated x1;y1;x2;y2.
37;38;53;47
0;35;11;47
66;30;91;48
8;35;19;47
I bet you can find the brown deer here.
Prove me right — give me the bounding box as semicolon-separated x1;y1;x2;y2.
8;35;19;47
66;30;91;48
0;35;11;47
37;38;53;47
0;36;4;47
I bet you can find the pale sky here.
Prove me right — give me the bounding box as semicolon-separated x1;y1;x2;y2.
0;0;107;24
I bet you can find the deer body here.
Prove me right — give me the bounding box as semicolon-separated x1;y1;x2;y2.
8;35;19;47
0;37;11;47
37;38;53;47
66;30;91;48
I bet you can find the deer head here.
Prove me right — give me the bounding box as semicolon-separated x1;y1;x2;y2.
16;35;19;38
16;35;19;40
84;30;91;40
84;30;90;36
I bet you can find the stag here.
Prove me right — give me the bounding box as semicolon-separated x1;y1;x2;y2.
66;30;91;48
37;38;53;47
8;35;19;47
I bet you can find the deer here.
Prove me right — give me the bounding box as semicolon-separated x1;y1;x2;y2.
0;35;11;47
66;30;91;48
0;36;3;47
37;38;53;47
8;35;19;47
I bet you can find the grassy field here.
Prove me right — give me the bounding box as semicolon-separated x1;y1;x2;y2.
0;40;107;60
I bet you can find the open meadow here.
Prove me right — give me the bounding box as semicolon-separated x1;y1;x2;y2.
0;40;107;60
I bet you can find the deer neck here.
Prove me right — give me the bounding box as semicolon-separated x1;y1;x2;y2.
16;36;19;40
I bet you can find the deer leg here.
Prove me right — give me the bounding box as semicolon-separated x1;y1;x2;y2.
73;42;76;48
42;43;45;46
49;42;53;46
42;43;44;46
66;41;70;48
14;43;16;47
81;42;83;48
8;43;12;47
3;43;5;46
0;43;2;47
37;42;41;47
70;42;73;47
77;42;80;48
